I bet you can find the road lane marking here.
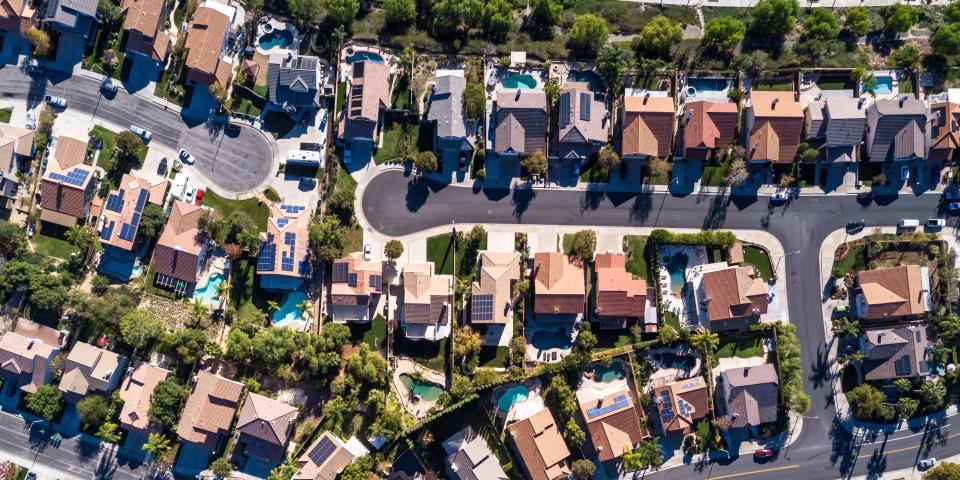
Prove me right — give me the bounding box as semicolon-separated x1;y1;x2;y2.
856;429;960;459
860;423;951;444
707;464;800;479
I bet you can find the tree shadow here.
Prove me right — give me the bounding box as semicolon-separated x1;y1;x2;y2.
809;337;834;391
512;185;536;220
579;190;605;212
702;191;731;230
629;191;653;224
829;418;859;478
405;177;430;212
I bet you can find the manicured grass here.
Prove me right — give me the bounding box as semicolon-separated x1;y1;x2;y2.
751;79;794;92
335;82;346;115
154;66;195;107
479;346;509;368
202;190;269;232
426;232;486;280
350;314;388;350
396;332;448;372
228;86;266;116
579;157;608;183
83;27;124;80
391;75;411;111
230;257;283;321
31;233;78;259
594;329;635;351
816;76;855;91
742;245;774;281
900;75;915;96
373;115;422;165
0;107;11;123
663;310;681;331
143;263;178;300
263;187;281;202
833;244;865;277
701;156;733;187
716;335;764;359
264;110;298;139
344;223;363;254
623;235;650;281
90;125;116;170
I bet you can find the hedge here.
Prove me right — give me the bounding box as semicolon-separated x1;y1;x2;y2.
649;229;737;248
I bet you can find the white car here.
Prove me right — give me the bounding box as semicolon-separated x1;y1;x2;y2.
771;192;789;202
919;458;937;469
178;149;196;165
901;165;910;181
945;190;960;200
130;124;152;142
364;243;372;261
927;218;946;229
44;95;66;108
950;202;960;211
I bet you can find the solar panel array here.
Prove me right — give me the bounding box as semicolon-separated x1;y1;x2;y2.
580;92;591;121
659;391;674;422
118;223;136;242
280;204;305;214
306;436;338;468
298;259;311;276
472;294;493;321
257;243;276;272
285;232;296;246
49;168;90;186
894;355;913;376
277;218;289;229
105;191;125;213
677;398;693;418
558;93;570;129
332;262;349;283
134;189;149;212
586;394;629;420
100;221;115;241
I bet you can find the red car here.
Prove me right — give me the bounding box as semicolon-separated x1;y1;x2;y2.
195;189;205;205
754;448;776;461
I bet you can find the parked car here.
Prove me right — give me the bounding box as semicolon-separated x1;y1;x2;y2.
364;243;372;261
25;110;36;130
100;79;118;93
44;95;66;108
927;218;946;229
158;157;168;175
846;219;865;233
919;458;937;469
949;202;960;211
130;125;152;142
898;219;920;229
945;189;960;200
224;123;240;134
771;192;789;202
901;165;910;181
195;189;204;205
754;448;776;461
178;149;195;164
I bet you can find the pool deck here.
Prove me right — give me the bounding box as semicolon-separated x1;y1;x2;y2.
679;75;733;104
194;253;231;307
393;357;446;419
492;378;544;424
255;16;302;57
524;321;579;364
646;345;702;388
578;359;632;405
657;245;708;328
338;43;395;83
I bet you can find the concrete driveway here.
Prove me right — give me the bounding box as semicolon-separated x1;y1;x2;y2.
121;54;162;94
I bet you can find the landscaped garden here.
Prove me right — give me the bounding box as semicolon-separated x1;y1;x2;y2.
716;333;765;359
426;228;487;281
623;235;651;282
30;233;78;260
742;245;774;281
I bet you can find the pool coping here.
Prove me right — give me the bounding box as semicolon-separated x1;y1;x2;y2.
392;357;446;419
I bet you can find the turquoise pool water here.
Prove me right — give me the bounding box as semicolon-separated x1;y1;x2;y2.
568;70;604;93
651;351;695;371
502;74;537;89
530;329;573;350
273;291;308;324
665;252;689;294
399;374;444;402
864;75;893;94
497;385;529;411
193;273;224;303
258;29;294;50
688;77;729;93
590;362;625;383
346;51;384;64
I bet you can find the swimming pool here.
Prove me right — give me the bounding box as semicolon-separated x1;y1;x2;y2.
273;290;308;325
590;362;625;383
497;385;529;411
346;51;384;64
568;70;604;93
651;351;696;371
665;252;689;294
688;78;729;93
193;273;224;304
864;75;893;94
502;74;537;89
530;329;573;350
258;29;294;50
399;374;444;402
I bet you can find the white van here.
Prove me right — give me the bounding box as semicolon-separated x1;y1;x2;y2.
898;219;920;229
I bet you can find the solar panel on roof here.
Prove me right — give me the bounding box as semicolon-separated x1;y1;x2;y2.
257;244;276;272
276;218;289;229
559;93;570;128
472;294;494;321
307;436;338;468
299;260;311;276
105;192;124;213
580;92;591;121
332;262;349;283
284;232;296;246
894;355;913;376
659;390;674;422
134;189;149;212
281;256;294;272
131;212;141;226
100;221;114;240
118;223;136;242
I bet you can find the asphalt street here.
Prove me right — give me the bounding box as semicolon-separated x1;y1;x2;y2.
0;64;273;194
363;170;960;480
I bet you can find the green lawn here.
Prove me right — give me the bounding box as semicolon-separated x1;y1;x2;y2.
751;80;794;92
173;0;189;26
396;332;448;372
742;245;774;281
426;232;486;280
230;258;283;321
143;263;178;300
900;75;915;96
31;233;78;259
203;190;269;232
816;76;855;91
594;329;635;351
579;157;609;183
228;86;266;116
264;110;298;139
89;125;148;178
154;65;194;107
374;116;422;165
663;310;681;331
264;187;281;202
479;346;509;368
833;244;865;277
0;108;11;123
623;235;650;282
83;27;124;80
391;75;411;111
716;335;764;359
701;156;732;187
350;314;388;350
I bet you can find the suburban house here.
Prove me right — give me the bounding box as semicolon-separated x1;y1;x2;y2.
329;252;383;323
575;387;644;462
621;92;674;162
505;408;571;480
650;376;710;435
117;361;170;435
268;52;322;114
340;60;391;164
532;252;585;319
719;364;780;429
151;201;208;297
593;253;646;329
689;263;769;332
0;319;62;399
860;325;929;382
744;90;803;164
805;97;867;163
120;0;169;63
865;97;929;163
293;431;368;480
427;74;473;160
442;426;509;480
493;90;547;157
929;100;960;162
39;136;96;227
99;171;168;252
556;82;608;161
183;3;236;87
678;100;738;161
400;262;453;341
57;341;126;402
235;393;299;468
471;251;520;345
45;0;97;39
0;0;35;33
257;204;312;291
0;123;35;210
176;371;244;456
855;265;931;321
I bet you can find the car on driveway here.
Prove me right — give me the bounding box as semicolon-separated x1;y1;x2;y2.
364;243;372;261
130;125;152;142
771;192;789;202
919;458;937;469
179;149;195;164
754;448;776;461
901;165;910;181
195;189;204;205
846;219;865;233
949;202;960;211
927;218;946;230
101;79;118;93
44;95;66;108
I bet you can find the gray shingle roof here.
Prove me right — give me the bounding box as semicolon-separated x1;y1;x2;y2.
268;53;320;108
824;98;867;148
46;0;97;31
495;90;547;155
861;325;929;381
867;97;929;162
428;75;466;139
721;364;779;428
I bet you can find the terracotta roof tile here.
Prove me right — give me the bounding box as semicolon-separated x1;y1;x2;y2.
857;265;927;320
533;253;585;315
701;266;768;323
118;361;170;431
506;409;570;480
747;91;803;163
622;94;674;158
176;371;243;449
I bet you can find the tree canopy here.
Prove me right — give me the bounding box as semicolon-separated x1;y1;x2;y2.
750;0;800;37
703;17;746;52
885;3;919;32
309;216;347;263
148;379;189;430
26;385;62;422
635;16;682;59
933;23;960;56
569;14;609;56
844;7;873;36
483;0;514;41
804;8;839;39
383;0;415;25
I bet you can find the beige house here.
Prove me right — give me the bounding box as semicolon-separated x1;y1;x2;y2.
0;319;63;397
176;371;244;450
690;263;768;332
471;251;520;345
293;431;360;480
0;123;35;209
532;252;584;319
575;387;644;462
58;341;126;401
400;262;453;342
118;361;170;433
330;252;383;323
855;265;931;322
506;408;571;480
720;364;779;428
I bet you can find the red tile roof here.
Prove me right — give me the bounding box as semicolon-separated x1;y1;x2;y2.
594;253;646;318
682;101;738;160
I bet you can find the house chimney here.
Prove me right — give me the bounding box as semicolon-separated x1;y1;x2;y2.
858;97;866;109
900;96;907;107
644;92;650;104
772;98;779;109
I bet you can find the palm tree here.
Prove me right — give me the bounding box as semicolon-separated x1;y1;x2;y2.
215;280;231;303
332;26;346;60
65;224;93;250
296;298;313;320
267;300;280;312
188;299;209;327
690;329;719;355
